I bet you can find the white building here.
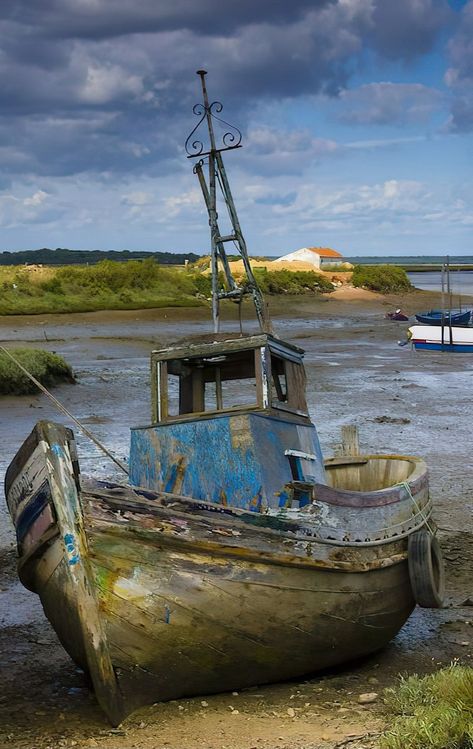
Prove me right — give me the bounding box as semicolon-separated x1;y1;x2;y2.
274;247;343;269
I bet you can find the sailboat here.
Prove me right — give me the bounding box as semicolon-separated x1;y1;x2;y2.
4;72;444;725
411;258;473;350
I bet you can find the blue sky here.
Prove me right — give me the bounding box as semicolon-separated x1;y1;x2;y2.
0;0;471;257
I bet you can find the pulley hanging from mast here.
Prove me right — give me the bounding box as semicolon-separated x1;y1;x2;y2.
185;70;271;334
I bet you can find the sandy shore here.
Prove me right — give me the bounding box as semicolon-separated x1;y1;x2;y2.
1;288;472;749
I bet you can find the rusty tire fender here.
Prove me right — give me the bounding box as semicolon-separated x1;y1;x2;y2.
408;529;445;608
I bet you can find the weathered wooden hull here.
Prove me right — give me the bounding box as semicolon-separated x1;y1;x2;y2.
5;421;434;724
33;527;414;718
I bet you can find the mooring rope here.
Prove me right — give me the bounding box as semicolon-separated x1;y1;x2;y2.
397;479;435;535
0;345;129;475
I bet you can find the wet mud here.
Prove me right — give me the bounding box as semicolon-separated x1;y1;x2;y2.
0;293;472;749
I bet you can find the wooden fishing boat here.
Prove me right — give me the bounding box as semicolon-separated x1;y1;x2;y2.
5;334;445;724
408;323;473;352
414;309;471;327
4;72;445;725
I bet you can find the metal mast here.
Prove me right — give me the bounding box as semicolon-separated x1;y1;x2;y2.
185;70;271;334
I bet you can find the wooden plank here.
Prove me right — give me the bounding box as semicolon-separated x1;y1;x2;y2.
254;347;269;408
151;334;269;361
325;457;368;467
215;366;223;410
160;361;169;421
150;357;158;423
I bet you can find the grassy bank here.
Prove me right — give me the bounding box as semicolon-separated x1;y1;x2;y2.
0;348;74;395
381;665;473;749
0;259;205;315
0;259;335;315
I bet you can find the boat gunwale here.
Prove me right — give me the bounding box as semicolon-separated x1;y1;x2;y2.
82;461;432;548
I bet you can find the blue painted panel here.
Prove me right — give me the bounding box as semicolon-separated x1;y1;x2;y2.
129;412;326;511
16;479;51;541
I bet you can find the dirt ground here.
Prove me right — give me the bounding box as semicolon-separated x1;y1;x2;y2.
0;288;472;749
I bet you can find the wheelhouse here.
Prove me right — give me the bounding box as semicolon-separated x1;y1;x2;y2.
150;333;310;424
129;334;325;510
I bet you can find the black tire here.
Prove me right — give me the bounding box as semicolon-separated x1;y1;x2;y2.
408;529;445;608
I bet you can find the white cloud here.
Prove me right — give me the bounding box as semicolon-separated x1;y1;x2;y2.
0;188;56;227
79;63;143;104
164;189;202;218
121;191;154;206
24;189;48;206
239;126;338;175
267;178;467;236
346;136;426;149
338;82;443;125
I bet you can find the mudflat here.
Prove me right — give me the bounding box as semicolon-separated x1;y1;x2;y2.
1;288;472;749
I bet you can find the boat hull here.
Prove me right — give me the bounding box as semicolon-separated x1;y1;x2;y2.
5;421;434;723
34;529;414;716
409;324;473;352
414;310;471;326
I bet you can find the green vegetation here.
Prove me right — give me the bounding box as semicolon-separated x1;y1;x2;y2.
0;259;334;315
319;263;352;272
352;264;412;293
381;665;473;749
252;268;334;294
0;348;74;395
0;259;206;315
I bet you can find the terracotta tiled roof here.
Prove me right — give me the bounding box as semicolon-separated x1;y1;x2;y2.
307;247;343;258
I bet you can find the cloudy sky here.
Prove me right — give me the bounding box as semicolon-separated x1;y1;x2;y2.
0;0;471;257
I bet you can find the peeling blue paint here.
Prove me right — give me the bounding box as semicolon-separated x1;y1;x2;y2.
130;412;325;511
63;532;80;566
278;491;289;508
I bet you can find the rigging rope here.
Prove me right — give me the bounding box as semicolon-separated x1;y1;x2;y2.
0;346;129;475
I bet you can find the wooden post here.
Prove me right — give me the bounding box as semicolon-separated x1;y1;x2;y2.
341;425;360;456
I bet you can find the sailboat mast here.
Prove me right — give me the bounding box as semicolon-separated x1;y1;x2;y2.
185;70;271;334
441;261;445;349
446;255;453;345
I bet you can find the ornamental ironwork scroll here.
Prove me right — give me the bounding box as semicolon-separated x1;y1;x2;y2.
184;71;242;158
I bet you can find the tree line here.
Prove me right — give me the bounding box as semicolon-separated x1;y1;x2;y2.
0;248;200;266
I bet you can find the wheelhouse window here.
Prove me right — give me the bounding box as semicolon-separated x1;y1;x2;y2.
150;336;310;423
154;348;259;421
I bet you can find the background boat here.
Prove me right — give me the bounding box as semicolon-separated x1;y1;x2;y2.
415;257;471;329
414;309;471;326
409;324;473;352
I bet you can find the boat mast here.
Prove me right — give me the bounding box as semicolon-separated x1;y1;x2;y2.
185;70;271;334
446;255;453;345
441;261;445;349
